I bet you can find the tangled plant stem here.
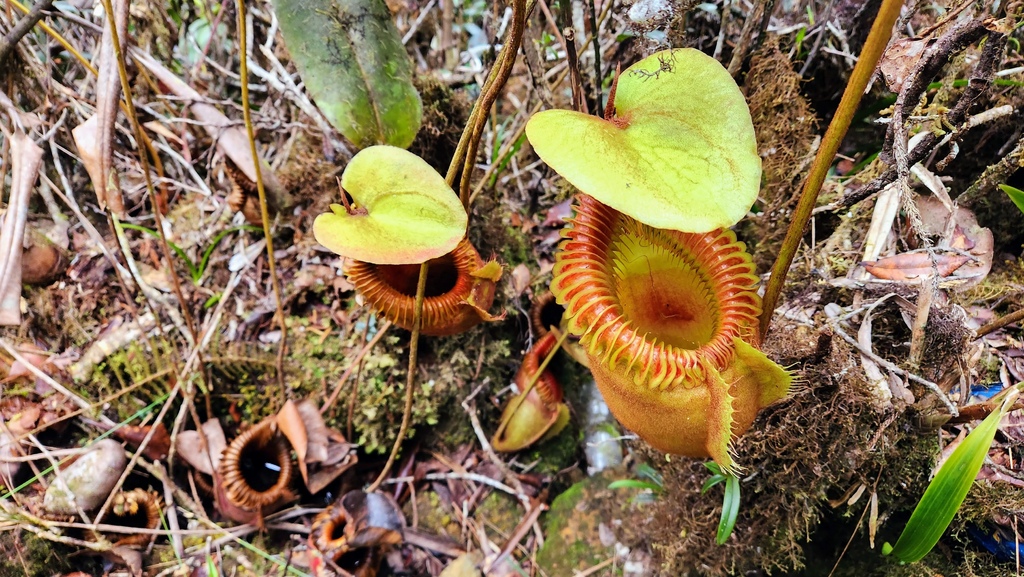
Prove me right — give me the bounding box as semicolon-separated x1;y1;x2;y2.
759;0;905;340
236;0;288;407
369;0;528;490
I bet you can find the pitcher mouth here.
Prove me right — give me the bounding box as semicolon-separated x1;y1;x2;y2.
551;194;762;390
345;238;501;336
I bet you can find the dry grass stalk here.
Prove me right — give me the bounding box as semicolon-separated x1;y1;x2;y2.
0;129;43;326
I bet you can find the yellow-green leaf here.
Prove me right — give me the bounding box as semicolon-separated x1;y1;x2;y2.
313;146;466;264
525;48;760;233
883;386;1020;563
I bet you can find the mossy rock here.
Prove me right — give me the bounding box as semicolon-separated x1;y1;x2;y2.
536;472;638;575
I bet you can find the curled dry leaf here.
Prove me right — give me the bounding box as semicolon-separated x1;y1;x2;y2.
3;343;50;383
277;399;357;493
277;400;310;479
112;423;170;461
44;439;127;514
132;51;293;213
89;0;129;215
918;196;994;286
0;129;44;326
865;196;994;285
72;116;123;215
175;419;227;475
862;251;971;281
305;431;358;495
510;263;532;298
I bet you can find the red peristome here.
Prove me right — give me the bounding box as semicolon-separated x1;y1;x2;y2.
552;194;761;390
346;238;501;336
551;194;790;464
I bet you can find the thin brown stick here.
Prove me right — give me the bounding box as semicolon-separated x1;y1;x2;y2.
236;0;289;407
976;308;1024;339
758;0;904;339
98;0;202;368
448;0;527;197
0;0;54;64
563;28;588;114
367;263;428;492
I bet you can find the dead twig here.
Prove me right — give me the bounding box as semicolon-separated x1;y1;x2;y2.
828;318;958;415
759;0;905;338
838;23;1007;210
235;0;289;407
0;0;55;64
976;307;1024;339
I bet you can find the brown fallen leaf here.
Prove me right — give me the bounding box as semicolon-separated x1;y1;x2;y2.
133;51;293;213
278;399;356;492
72;115;123;215
113;423;171;461
862;251;970;281
277;400;310;480
510;263;531;297
176;419;227;475
911;195;994;286
542;199;573;227
879;37;931;93
306;432;358;494
295;399;330;464
5;405;41;435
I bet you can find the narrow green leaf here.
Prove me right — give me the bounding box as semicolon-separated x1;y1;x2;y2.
884;388;1019;562
999;184;1024;216
716;473;740;545
608;479;662;492
196;225;262;282
120;223;199;280
701;474;727;494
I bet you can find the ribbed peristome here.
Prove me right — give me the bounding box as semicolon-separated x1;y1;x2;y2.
219;420;294;511
346;238;501;336
551;194;791;469
552;194;761;391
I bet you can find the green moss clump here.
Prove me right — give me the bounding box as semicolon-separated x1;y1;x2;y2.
86;338;175;422
537;472;645;575
0;531;84;577
643;320;941;575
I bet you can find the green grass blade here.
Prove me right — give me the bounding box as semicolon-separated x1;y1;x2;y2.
716;473;740;545
608;479;662;492
884;388;1019;562
196;225;262;282
999;184;1024;216
119;222;199;280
